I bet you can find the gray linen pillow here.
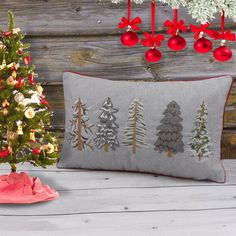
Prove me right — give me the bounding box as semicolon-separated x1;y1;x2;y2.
57;72;232;182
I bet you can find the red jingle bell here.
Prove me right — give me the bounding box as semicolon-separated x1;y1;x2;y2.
194;37;212;54
0;149;9;158
145;48;162;62
213;45;232;62
121;31;139;47
168;35;186;51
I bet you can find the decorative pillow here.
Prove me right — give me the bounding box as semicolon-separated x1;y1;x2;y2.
57;72;233;182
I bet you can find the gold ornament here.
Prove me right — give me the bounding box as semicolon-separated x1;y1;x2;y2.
14;92;25;103
29;129;36;142
6;76;16;86
36;84;43;95
16;121;23;135
41;143;54;154
2;99;10;108
2;108;8;116
12;70;17;78
24;107;35;119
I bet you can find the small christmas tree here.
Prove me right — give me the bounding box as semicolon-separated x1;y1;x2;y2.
123;99;147;154
189;101;212;161
69;99;93;151
94;97;119;152
154;101;184;157
0;11;59;172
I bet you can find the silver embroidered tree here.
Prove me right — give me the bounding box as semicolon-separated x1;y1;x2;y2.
123;99;147;154
189;101;212;161
69;99;93;151
154;101;184;157
94;97;119;152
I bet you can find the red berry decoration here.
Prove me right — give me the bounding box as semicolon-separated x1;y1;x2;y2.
164;8;187;51
145;48;162;62
194;37;212;54
118;0;142;47
213;46;232;62
168;35;186;51
32;148;41;155
121;31;139;47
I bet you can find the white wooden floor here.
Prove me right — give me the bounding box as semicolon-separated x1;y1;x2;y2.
0;160;236;236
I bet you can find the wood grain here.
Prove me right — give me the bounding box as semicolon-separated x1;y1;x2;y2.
0;1;235;36
29;34;236;82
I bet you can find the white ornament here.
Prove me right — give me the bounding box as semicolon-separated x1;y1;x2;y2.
14;92;25;103
24;107;35;119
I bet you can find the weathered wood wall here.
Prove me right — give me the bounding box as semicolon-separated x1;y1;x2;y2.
1;0;236;158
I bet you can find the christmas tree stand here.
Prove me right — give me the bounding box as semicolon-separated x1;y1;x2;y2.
0;171;59;204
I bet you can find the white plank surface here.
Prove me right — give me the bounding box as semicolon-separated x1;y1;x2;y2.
0;160;236;235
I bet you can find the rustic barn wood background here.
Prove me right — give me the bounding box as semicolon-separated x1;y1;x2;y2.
1;0;236;158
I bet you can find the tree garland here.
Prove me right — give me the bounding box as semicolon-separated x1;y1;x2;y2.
112;0;236;23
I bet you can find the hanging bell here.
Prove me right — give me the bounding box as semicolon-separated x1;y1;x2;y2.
29;129;36;142
16;120;23;135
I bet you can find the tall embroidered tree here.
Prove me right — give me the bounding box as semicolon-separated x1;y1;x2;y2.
94;97;119;152
154;101;184;157
0;11;59;172
69;99;93;151
189;101;212;161
123;99;147;154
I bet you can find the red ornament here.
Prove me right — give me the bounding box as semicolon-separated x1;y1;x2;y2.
16;77;24;89
18;49;22;55
213;46;232;62
168;35;186;51
194;37;212;54
121;31;139;47
32;148;41;155
24;55;31;65
164;8;187;51
3;31;12;37
40;97;49;106
28;74;35;85
145;48;162;62
118;0;142;47
0;149;9;158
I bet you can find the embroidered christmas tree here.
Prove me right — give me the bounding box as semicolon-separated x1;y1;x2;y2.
69;99;93;151
154;101;184;157
123;99;147;154
189;101;212;161
94;97;119;152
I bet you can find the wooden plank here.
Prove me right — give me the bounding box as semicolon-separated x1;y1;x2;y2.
28;35;236;82
1;160;236;191
0;185;236;215
1;210;236;236
0;1;235;36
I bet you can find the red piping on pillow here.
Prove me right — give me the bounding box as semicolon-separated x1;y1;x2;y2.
64;70;233;183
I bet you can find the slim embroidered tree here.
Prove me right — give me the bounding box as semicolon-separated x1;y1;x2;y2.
0;11;59;172
154;101;184;157
94;97;119;152
69;99;93;151
123;99;147;154
189;101;212;161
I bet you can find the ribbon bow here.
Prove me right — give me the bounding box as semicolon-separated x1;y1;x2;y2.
118;17;142;31
141;32;165;48
211;29;236;41
190;22;213;39
164;19;187;36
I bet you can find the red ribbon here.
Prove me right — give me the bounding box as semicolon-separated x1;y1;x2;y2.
141;32;165;47
190;22;212;39
164;19;187;36
118;17;142;31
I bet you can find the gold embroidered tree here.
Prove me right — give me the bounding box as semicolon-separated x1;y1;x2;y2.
123;99;147;154
69;99;93;151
